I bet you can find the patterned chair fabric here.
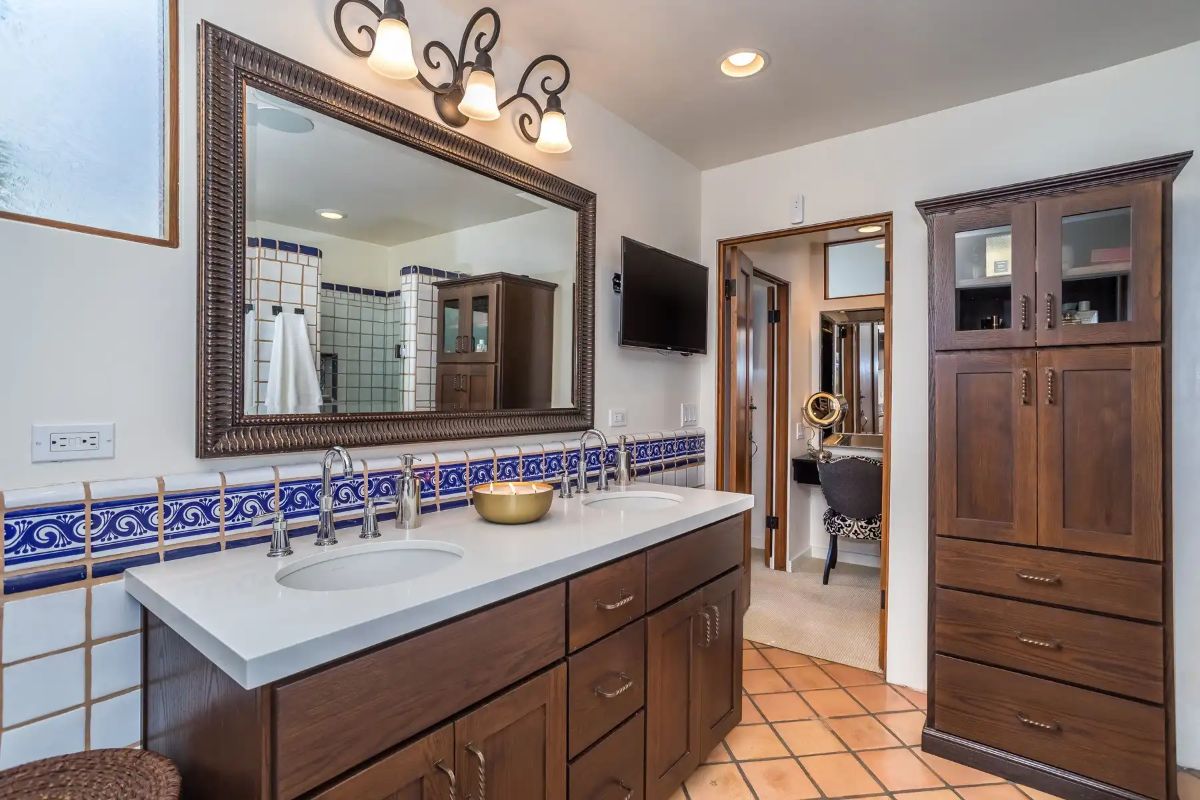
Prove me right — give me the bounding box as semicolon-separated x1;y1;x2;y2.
816;455;884;584
822;506;883;541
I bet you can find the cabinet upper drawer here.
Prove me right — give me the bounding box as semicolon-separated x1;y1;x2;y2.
646;514;743;611
569;711;645;800
936;537;1162;622
272;584;566;800
568;619;645;758
568;553;646;652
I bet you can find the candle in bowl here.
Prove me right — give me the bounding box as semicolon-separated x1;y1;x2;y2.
471;481;554;524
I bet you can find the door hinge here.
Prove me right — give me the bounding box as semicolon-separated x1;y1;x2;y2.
880;588;887;610
885;259;891;282
724;277;737;298
765;515;779;530
767;309;781;324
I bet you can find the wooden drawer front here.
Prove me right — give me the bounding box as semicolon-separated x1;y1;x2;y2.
569;553;646;652
569;712;645;800
309;723;454;800
568;619;646;758
935;589;1164;703
273;584;566;800
646;514;743;611
936;537;1162;622
934;656;1166;799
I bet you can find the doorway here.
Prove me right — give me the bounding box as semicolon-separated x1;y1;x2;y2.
717;213;893;673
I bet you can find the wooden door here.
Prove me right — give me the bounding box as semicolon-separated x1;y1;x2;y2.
934;350;1037;545
310;724;456;800
455;280;500;363
697;570;743;755
722;247;754;611
436;285;469;364
1037;346;1162;560
932;203;1036;351
645;589;703;800
454;665;567;800
436;364;495;412
1035;181;1163;347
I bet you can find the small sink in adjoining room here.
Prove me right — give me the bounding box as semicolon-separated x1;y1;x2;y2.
581;491;683;512
274;540;464;592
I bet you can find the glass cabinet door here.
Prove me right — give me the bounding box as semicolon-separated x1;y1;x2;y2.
455;282;499;363
932;204;1035;351
1035;181;1162;346
439;294;462;357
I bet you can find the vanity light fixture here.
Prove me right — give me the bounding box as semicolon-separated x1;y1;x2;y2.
317;209;347;220
720;49;768;78
333;2;574;152
858;224;884;234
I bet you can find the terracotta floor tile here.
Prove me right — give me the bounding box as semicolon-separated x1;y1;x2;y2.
877;710;926;745
1179;771;1200;800
960;785;1034;800
743;649;773;670
800;687;868;717
684;763;755;800
745;668;792;695
740;758;821;800
893;790;960;800
895;684;928;709
822;662;885;687
702;743;732;764
752;691;815;722
742;638;757;650
725;723;791;760
760;647;815;668
847;683;916;713
858;747;944;792
1015;784;1068;800
826;715;903;750
742;694;766;723
799;752;884;797
779;665;839;691
773;719;846;756
914;747;1006;786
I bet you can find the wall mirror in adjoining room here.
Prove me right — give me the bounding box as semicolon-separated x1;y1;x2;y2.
818;308;884;448
197;24;595;456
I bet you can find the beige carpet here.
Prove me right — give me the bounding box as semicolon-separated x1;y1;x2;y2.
743;550;881;672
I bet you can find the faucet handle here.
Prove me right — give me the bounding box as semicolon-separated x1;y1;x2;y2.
361;495;398;539
252;509;293;558
558;470;575;499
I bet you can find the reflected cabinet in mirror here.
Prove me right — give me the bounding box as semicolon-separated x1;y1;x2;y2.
818;309;884;449
198;24;595;456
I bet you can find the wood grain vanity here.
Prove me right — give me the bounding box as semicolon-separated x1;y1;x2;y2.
142;512;746;800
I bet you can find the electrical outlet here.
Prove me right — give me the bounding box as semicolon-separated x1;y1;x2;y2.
608;408;628;427
32;423;115;463
680;403;699;427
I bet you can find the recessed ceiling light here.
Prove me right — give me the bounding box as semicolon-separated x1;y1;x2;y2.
858;224;883;234
875;242;885;249
317;209;346;220
721;49;768;78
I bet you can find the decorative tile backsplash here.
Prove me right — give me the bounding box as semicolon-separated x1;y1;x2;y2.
0;429;704;767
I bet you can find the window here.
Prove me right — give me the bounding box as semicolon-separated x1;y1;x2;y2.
825;238;885;299
0;0;177;245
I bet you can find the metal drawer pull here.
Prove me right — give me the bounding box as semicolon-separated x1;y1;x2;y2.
465;744;486;800
595;591;635;611
1016;632;1062;650
707;604;722;643
1016;711;1061;732
435;760;457;800
1015;570;1061;585
1044;292;1055;329
1020;369;1030;405
612;779;634;800
594;672;635;699
1045;368;1055;405
1020;295;1030;330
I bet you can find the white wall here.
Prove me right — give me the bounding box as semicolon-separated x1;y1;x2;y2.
250;221;392;290
700;41;1200;766
0;0;702;490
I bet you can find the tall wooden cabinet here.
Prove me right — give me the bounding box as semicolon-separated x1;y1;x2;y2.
919;152;1190;800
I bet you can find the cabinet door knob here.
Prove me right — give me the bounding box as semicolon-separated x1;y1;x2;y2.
434;760;457;800
1016;711;1061;732
465;744;486;800
595;591;635;611
1044;292;1056;329
594;672;635;699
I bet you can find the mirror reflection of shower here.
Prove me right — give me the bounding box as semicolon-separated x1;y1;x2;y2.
818;308;884;448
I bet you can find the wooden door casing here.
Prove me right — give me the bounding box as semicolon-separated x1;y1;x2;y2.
934;350;1037;546
645;589;703;800
1037;346;1162;560
310;724;456;800
697;569;743;754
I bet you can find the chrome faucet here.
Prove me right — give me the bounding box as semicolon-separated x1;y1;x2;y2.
577;429;609;495
317;446;353;546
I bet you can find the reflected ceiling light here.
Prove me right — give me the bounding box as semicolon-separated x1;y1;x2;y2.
874;241;885;249
251;104;315;134
721;49;768;78
858;224;884;234
364;1;418;79
317;209;347;220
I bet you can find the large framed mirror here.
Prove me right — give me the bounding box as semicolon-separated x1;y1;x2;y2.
817;308;884;449
198;24;595;456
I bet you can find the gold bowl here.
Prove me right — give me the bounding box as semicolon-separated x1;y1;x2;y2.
471;481;554;524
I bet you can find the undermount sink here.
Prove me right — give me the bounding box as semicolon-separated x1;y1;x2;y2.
275;540;463;592
581;491;683;512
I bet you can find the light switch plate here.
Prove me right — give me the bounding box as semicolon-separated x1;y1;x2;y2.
608;408;628;427
680;403;699;427
32;423;115;463
790;193;805;225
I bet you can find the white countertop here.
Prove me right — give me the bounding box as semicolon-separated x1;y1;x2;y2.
125;484;753;689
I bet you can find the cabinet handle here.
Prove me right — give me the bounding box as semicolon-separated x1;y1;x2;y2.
1015;569;1061;585
1020;295;1030;330
1016;711;1061;733
465;744;486;800
611;779;634;800
1045;368;1055;405
595;591;634;611
1019;369;1030;405
698;608;713;648
707;604;722;643
594;672;635;699
434;760;457;800
1015;632;1062;650
1044;293;1055;329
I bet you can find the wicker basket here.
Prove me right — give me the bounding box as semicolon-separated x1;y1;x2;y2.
0;749;180;800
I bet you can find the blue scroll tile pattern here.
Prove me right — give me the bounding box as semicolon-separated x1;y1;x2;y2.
223;483;277;535
4;503;88;570
90;496;159;556
161;490;221;543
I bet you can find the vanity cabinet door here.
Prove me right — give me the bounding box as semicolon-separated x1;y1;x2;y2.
697;569;743;756
454;665;567;800
309;723;456;800
1037;346;1162;560
934;350;1038;546
645;589;703;800
436;364;496;412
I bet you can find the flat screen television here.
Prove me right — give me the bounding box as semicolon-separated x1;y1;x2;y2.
619;237;708;354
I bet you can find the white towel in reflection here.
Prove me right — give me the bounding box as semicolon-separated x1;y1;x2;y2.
244;309;257;414
265;313;321;414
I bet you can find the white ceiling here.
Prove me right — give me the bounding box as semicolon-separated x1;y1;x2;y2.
442;0;1200;168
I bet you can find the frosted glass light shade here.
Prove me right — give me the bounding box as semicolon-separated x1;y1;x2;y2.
535;110;572;154
459;69;501;121
367;17;418;80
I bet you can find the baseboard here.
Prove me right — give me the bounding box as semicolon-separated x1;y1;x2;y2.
804;546;881;569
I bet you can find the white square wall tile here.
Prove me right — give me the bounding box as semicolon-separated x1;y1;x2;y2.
0;708;85;769
2;588;85;663
3;649;85;726
90;634;141;698
91;581;141;639
90;690;141;749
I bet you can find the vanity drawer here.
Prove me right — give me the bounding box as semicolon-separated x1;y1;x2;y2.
936;537;1162;622
569;553;646;652
568;619;646;758
272;584;566;800
935;588;1163;703
646;514;743;611
934;656;1166;800
569;711;645;800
